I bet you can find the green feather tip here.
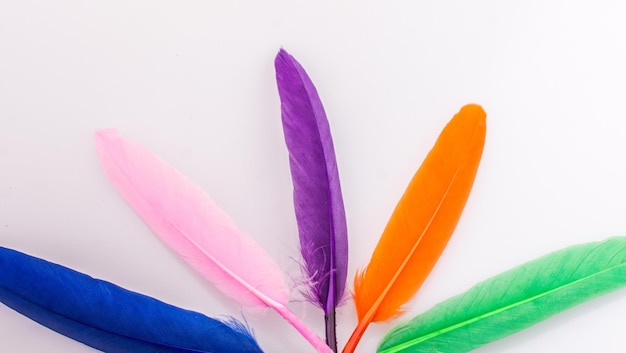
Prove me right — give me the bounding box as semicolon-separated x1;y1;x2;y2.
378;237;626;353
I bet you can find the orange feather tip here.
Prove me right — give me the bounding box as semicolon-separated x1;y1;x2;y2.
343;104;486;353
353;103;486;327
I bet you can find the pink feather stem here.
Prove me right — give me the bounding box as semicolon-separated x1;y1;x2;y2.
94;129;332;353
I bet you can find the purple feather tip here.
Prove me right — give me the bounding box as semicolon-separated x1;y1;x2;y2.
275;48;348;351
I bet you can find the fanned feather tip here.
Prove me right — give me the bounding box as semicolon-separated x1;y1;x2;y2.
0;246;263;353
94;129;332;353
344;104;486;353
275;48;349;352
378;237;626;353
94;129;288;310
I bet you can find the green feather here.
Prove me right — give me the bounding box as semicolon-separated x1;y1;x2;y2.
377;237;626;353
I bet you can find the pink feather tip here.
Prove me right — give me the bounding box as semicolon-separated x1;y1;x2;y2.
94;129;332;353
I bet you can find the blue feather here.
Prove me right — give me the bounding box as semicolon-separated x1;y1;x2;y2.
0;246;264;353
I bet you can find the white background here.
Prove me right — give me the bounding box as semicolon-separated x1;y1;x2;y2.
2;1;626;352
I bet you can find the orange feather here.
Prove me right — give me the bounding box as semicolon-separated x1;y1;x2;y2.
343;104;486;353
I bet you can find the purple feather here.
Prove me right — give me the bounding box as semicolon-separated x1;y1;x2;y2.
274;49;348;352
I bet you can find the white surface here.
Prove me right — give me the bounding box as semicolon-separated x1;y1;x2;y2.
2;1;626;352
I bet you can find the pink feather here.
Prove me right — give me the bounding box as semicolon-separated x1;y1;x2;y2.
94;129;332;353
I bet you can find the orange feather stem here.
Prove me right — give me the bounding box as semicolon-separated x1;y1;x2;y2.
342;104;486;353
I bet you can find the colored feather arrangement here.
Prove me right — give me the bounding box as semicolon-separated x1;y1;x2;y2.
378;237;626;353
94;129;332;353
275;49;349;352
344;104;486;353
0;246;263;353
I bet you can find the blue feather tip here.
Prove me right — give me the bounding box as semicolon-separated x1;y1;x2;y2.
0;246;264;353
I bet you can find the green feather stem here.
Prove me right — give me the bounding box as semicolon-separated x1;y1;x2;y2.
378;237;626;353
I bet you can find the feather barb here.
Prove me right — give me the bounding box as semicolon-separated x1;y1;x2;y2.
275;48;349;352
0;246;263;353
378;237;626;353
343;104;486;353
94;130;332;353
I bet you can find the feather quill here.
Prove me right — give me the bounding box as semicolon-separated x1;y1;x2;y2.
0;246;263;353
94;129;332;353
344;104;486;353
378;237;626;353
275;48;348;352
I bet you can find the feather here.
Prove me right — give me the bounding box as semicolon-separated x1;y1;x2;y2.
0;246;263;353
94;129;332;353
275;48;348;352
343;104;486;353
378;237;626;353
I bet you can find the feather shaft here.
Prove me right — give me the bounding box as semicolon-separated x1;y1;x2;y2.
344;104;486;353
275;48;348;352
378;237;626;353
95;129;332;353
0;246;263;353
